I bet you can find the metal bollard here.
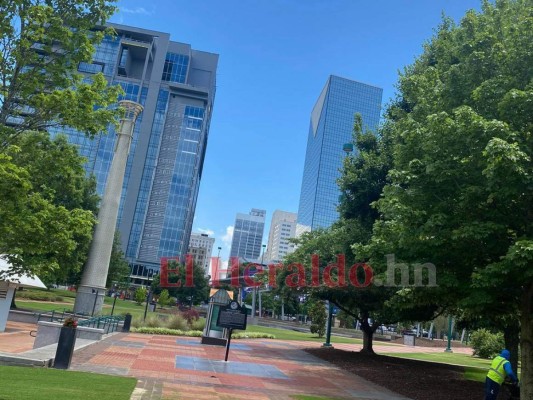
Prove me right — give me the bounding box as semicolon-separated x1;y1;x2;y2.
122;313;132;332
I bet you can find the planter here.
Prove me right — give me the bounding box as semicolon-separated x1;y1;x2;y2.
53;326;77;369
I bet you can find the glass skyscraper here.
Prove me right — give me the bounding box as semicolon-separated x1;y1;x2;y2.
229;209;266;263
297;75;382;230
50;24;218;285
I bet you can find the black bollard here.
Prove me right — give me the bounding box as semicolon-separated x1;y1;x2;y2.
54;326;77;369
122;313;132;332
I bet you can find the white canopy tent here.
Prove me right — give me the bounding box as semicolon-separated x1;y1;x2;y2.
0;257;46;332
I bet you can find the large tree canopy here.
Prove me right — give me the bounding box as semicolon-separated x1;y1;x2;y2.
364;0;532;395
0;132;98;280
0;0;121;279
0;0;120;150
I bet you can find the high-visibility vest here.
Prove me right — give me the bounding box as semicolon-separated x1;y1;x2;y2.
487;356;509;385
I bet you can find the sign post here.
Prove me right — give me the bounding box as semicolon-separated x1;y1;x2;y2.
224;328;233;362
216;300;247;362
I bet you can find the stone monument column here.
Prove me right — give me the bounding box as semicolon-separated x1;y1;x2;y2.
74;100;143;315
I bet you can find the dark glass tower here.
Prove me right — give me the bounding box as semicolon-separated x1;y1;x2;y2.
297;75;382;230
50;24;218;285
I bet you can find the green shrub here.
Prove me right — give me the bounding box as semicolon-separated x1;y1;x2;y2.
145;315;162;328
131;327;202;336
190;318;206;331
15;291;64;302
470;329;504;359
130;316;143;328
158;290;170;308
134;287;147;305
231;332;276;339
130;327;274;339
166;314;188;330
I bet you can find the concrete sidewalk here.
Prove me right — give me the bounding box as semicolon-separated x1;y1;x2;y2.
0;320;111;367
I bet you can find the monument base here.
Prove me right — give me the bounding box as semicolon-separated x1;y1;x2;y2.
73;285;105;316
201;335;227;346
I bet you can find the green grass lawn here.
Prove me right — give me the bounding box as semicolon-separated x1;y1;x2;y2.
15;289;186;325
243;324;398;346
379;352;514;383
0;366;137;400
464;366;488;382
15;300;74;313
381;352;492;369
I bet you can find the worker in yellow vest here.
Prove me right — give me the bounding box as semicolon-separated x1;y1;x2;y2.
485;349;518;400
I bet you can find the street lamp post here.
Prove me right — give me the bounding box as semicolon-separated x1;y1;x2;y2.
444;315;453;353
91;289;99;317
143;288;151;322
111;292;118;316
252;244;266;319
322;301;334;348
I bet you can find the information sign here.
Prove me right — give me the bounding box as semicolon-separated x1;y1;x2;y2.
217;300;247;330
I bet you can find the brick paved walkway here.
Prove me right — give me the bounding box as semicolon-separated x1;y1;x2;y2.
0;321;35;353
71;333;411;400
1;321;473;400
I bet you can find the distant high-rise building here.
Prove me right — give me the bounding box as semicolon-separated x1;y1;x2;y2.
265;210;297;263
188;233;215;274
50;23;218;286
297;75;382;231
229;209;266;262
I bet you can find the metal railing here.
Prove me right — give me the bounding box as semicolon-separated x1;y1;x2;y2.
35;309;90;323
77;315;125;334
36;309;67;323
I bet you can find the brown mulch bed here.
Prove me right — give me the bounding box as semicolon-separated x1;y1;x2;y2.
305;348;484;400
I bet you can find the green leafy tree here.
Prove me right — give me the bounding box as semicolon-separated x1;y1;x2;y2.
308;300;327;338
151;260;210;306
134;286;147;306
364;1;532;394
0;0;120;150
282;116;425;354
0;132;97;280
158;289;170;309
0;0;122;279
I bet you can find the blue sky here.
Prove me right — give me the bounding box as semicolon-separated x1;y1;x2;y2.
110;0;482;264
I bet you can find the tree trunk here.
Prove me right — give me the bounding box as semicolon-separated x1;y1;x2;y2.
361;327;375;354
359;315;377;355
520;283;533;400
10;288;16;309
503;321;520;373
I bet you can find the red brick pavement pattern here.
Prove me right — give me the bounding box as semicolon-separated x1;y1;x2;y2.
70;333;414;400
2;322;472;399
0;321;36;353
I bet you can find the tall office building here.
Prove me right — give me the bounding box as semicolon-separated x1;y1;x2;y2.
265;210;297;263
50;24;218;285
188;233;215;274
229;209;266;262
297;75;382;231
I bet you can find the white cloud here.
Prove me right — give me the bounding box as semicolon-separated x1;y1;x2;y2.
222;226;234;248
197;228;215;236
120;6;153;15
